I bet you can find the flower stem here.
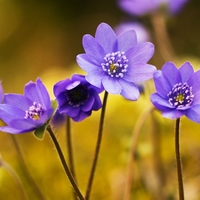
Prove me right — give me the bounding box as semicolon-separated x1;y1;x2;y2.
46;125;84;200
66;116;78;200
10;135;46;200
123;104;154;200
175;118;185;200
85;91;108;200
0;155;28;200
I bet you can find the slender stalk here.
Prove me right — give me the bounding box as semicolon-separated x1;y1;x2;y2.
46;125;84;200
0;155;28;200
85;91;108;200
151;11;176;62
175;118;184;200
123;104;154;200
66;116;78;200
66;116;76;178
10;135;46;200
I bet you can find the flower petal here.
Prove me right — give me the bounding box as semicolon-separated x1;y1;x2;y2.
76;54;102;73
82;34;105;64
152;70;172;98
185;105;200;123
162;109;185;119
102;76;122;94
162;62;181;87
72;110;91;122
86;71;105;88
81;96;95;112
150;93;174;110
118;30;137;52
0;126;27;134
127;42;155;64
95;22;117;53
124;63;156;82
119;79;140;100
179;62;194;83
4;94;32;110
0;104;24;124
188;70;200;94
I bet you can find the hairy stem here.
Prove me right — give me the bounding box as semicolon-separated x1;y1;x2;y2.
47;125;84;200
66;116;78;200
85;91;108;200
175;118;184;200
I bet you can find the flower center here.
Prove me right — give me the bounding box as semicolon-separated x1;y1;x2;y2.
66;85;89;107
167;82;194;108
24;102;44;120
101;51;128;78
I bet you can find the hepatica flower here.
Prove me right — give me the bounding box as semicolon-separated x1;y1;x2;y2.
150;62;200;122
0;78;54;134
76;22;156;100
53;74;102;122
118;0;189;16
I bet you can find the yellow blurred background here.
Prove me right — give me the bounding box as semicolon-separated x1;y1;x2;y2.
1;0;200;199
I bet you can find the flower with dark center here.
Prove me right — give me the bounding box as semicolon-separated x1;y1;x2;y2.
53;74;102;122
150;62;200;122
0;78;54;134
76;22;156;101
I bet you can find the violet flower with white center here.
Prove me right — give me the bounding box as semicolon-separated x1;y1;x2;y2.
76;22;156;101
150;62;200;122
0;78;54;134
53;74;102;122
118;0;189;16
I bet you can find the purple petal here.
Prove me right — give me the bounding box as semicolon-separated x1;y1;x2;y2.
127;42;155;64
4;94;32;110
124;63;156;82
0;104;24;124
185;105;200;123
82;34;105;64
162;109;185;119
118;30;137;52
153;70;172;98
119;79;140;100
81;96;95;112
76;54;102;73
162;62;181;87
72;110;91;122
0;126;28;134
102;76;122;94
86;71;105;88
150;93;174;110
188;70;200;94
0;81;4;103
179;62;194;83
54;79;72;96
60;105;80;118
95;22;117;53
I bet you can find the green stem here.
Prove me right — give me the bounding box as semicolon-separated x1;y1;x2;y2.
10;135;46;200
175;118;184;200
66;116;78;200
0;155;28;200
85;91;108;200
46;125;84;200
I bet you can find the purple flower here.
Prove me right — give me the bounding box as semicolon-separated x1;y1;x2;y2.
53;74;102;122
76;22;156;100
114;22;150;43
0;78;54;134
150;62;200;122
118;0;189;16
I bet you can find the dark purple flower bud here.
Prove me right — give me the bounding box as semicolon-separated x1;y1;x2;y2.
53;74;102;122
